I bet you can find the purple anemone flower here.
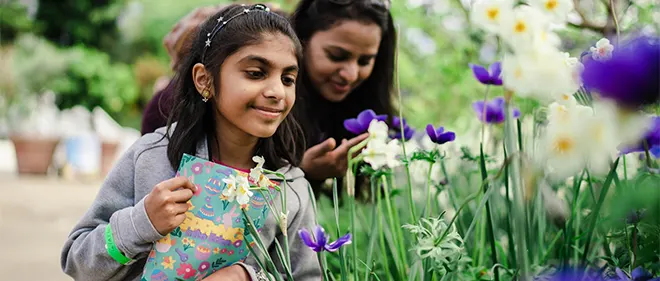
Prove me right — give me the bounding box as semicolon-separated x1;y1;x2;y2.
344;109;388;135
472;97;521;124
391;116;415;140
425;125;456;145
469;62;503;86
581;36;660;108
620;116;660;158
299;225;352;253
612;267;660;281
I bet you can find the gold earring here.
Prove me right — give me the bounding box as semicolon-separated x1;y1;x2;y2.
201;90;210;102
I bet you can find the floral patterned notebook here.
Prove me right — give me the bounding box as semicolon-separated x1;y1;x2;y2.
141;153;277;281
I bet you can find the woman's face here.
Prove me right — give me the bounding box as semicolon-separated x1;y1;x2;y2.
304;20;382;103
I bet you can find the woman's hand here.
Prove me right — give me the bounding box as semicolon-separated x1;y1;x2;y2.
201;264;249;281
300;133;369;180
144;176;197;235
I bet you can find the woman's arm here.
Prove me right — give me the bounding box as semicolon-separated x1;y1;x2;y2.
60;144;164;281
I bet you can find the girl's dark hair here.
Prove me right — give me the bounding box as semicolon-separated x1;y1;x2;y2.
290;0;396;196
290;0;397;148
165;4;305;171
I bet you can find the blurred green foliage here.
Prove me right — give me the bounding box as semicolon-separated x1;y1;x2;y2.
0;0;34;42
48;46;139;118
33;0;123;50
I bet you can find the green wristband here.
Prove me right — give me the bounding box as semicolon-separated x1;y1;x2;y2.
104;224;133;265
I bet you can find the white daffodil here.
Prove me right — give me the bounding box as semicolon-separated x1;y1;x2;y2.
535;29;562;49
562;52;584;89
547;101;591;126
258;175;272;189
499;5;549;51
502;49;577;101
537;103;595;180
470;0;514;34
613;109;654;148
362;138;402;170
236;175;253;207
362;138;389;170
529;0;574;24
249;155;265;183
385;139;403;168
555;93;579;107
249;155;272;188
584;101;620;175
221;174;238;201
539;120;588;180
368;119;389;142
590;38;614;61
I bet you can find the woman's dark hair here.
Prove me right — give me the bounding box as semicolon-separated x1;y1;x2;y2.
290;0;396;196
165;4;305;171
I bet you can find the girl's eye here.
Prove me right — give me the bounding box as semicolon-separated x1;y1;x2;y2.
282;75;296;86
246;70;265;79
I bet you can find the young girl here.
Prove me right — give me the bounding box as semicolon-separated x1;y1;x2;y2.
61;4;321;281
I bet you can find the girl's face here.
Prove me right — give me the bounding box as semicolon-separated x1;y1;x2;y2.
304;20;382;103
203;32;299;140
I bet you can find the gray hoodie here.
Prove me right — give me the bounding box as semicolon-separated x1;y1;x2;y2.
61;126;322;281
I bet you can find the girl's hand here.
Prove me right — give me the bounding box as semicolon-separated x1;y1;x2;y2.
201;264;249;281
300;133;368;180
144;176;197;235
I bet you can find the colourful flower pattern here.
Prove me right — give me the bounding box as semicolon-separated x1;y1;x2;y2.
141;153;278;281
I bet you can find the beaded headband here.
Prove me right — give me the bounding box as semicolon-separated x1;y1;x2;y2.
201;4;272;61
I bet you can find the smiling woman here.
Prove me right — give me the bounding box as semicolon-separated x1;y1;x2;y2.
290;0;397;196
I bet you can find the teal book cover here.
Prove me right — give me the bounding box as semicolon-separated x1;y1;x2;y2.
141;153;277;281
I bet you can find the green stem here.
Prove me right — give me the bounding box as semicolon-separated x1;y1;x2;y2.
332;179;349;281
623;156;628;181
381;174;408;276
610;0;620;43
364;178;380;281
344;160;359;281
540;231;563;264
479;143;500;281
440;159;464;234
441;189;482;240
376;179;394;281
245;236;274;281
392;21;417;224
504;98;530;280
254;189;291;276
502;144;517;267
580;158;620;267
425;161;436;217
643;140;654;169
274;173;291;268
349;176;358;281
242;209;286;281
319;252;332;281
